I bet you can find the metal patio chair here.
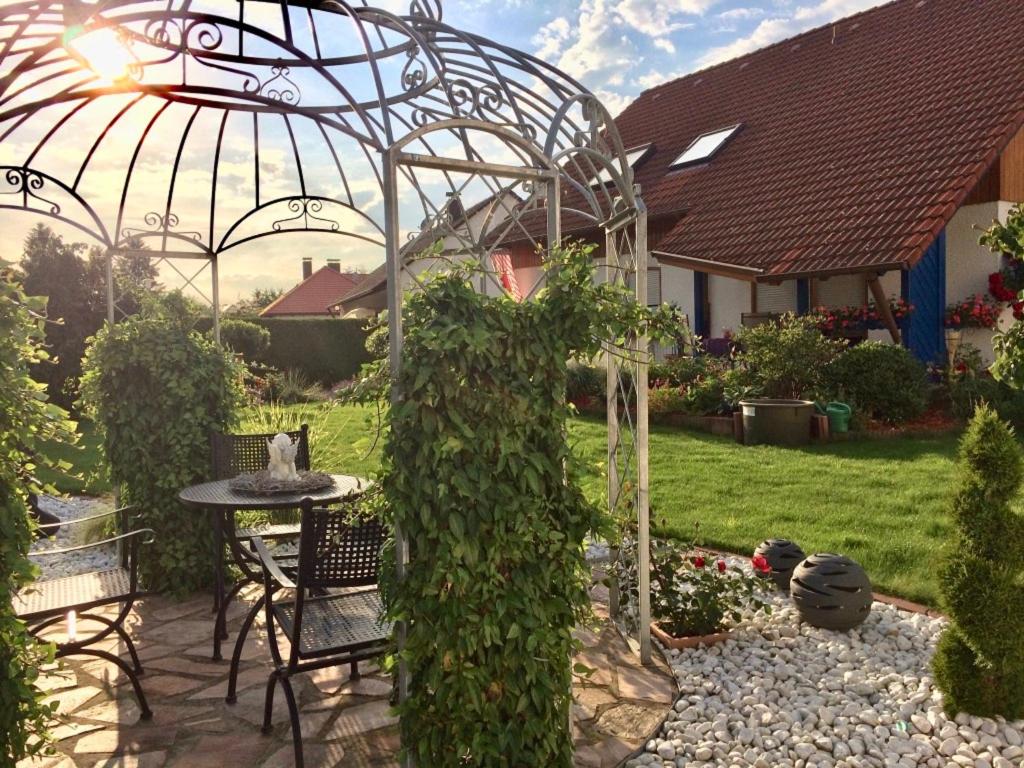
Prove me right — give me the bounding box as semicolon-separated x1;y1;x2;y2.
253;499;390;768
15;504;154;719
208;425;310;647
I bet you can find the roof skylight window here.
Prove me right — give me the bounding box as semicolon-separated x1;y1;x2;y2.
592;144;653;185
671;124;741;167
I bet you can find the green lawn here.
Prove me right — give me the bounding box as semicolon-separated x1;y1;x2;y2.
46;404;965;606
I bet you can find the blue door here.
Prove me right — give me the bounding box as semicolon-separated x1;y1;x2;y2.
902;231;946;364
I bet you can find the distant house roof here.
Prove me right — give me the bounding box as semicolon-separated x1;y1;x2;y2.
260;266;364;317
613;0;1024;280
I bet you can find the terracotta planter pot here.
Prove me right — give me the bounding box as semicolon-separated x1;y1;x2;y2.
650;622;731;650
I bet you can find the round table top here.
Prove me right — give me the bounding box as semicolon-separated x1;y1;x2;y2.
178;474;368;511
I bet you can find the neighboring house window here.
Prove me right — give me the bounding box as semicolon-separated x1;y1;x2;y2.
816;274;866;307
647;267;662;307
756;281;798;314
671;125;742;167
591;144;653;186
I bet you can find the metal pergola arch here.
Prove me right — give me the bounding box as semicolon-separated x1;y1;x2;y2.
0;0;654;703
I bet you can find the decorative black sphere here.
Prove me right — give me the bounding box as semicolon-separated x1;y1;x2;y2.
791;553;873;630
754;539;806;591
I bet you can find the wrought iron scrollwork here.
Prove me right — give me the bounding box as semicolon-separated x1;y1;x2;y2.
272;198;340;233
1;168;60;214
260;63;301;105
122;212;203;242
402;46;428;92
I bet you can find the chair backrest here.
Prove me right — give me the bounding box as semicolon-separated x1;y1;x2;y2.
210;425;310;479
296;499;385;591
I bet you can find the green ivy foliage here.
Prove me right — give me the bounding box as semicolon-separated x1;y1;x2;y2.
0;261;73;763
932;405;1024;718
380;243;675;766
80;294;244;594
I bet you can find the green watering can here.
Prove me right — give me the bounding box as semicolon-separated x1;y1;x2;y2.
825;401;852;433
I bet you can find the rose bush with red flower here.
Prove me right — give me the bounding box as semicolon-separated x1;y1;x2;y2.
647;541;772;638
751;554;771;575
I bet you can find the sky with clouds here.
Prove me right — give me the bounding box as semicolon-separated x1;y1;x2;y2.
2;0;887;303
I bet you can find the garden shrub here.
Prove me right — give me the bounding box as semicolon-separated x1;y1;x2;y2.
253;317;370;385
0;262;72;762
826;341;927;424
380;243;673;766
566;362;603;404
733;314;844;400
932;405;1024;718
218;319;270;363
649;355;709;388
80;293;244;594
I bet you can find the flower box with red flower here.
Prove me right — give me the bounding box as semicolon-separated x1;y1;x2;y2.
944;294;1002;330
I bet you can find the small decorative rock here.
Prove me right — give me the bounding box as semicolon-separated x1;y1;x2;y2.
624;555;1024;768
790;552;873;630
754;538;806;591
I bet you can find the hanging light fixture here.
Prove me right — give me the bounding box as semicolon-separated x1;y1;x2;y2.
61;0;139;83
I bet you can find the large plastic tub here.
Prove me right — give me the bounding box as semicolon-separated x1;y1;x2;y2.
739;399;815;446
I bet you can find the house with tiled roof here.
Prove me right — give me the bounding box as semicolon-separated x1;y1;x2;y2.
261;258;366;318
607;0;1024;363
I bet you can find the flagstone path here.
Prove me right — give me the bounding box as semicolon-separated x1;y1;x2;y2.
19;582;675;768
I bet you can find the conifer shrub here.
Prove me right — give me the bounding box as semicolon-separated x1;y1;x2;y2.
932;405;1024;718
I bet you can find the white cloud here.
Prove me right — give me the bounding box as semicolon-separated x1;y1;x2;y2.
615;0;710;38
696;0;884;67
793;0;883;22
717;6;768;20
635;69;688;90
531;16;572;61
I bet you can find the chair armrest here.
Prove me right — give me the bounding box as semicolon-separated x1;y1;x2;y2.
29;528;154;557
252;536;297;589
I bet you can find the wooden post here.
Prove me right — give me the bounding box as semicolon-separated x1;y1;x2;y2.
867;275;901;344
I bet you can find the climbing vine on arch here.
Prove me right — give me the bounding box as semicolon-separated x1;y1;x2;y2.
378;242;675;766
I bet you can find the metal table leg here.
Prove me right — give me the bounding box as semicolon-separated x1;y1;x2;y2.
213;508;226;660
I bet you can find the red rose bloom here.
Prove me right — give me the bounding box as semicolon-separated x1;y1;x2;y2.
717;559;727;573
693;555;706;569
751;554;771;574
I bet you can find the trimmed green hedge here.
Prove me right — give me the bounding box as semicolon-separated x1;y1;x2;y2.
209;317;371;385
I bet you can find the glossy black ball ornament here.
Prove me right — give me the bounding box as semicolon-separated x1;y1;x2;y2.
791;553;873;631
753;538;806;591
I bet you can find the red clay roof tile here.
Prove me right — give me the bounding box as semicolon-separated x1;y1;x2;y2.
260;266;363;317
615;0;1024;278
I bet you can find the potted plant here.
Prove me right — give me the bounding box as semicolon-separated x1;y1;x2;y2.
650;539;773;649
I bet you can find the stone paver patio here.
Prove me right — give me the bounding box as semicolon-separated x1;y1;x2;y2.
21;580;675;768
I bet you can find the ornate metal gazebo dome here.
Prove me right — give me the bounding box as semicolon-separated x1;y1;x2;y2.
0;0;654;662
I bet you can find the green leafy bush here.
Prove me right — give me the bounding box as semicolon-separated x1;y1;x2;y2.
734;314;844;400
1;262;72;762
252;317;370;385
933;406;1024;718
826;341;927;424
218;319;270;362
566;362;603;404
649;355;709;388
649;385;687;415
80;296;244;594
382;243;674;766
949;375;1024;429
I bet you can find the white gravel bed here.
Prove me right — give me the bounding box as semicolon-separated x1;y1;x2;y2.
627;592;1024;768
30;495;117;579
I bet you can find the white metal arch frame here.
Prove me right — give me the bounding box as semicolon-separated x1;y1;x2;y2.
0;0;653;705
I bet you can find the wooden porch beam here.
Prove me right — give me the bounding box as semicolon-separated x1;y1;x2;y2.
867;275;901;344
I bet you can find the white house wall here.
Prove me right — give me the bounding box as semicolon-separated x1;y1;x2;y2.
709;274;751;337
945;201;1015;362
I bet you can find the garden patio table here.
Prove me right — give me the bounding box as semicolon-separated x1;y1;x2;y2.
178;474;367;660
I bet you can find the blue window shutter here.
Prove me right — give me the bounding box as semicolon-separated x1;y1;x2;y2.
796;279;810;315
693;271;709;337
903;231;946;364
